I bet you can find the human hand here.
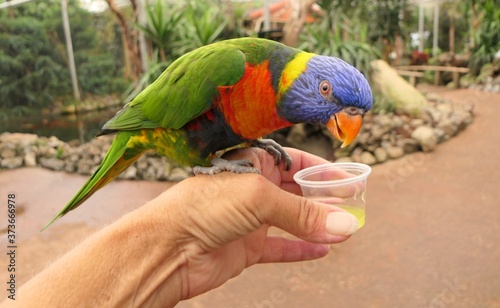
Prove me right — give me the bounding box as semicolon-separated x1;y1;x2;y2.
13;148;359;308
145;147;359;303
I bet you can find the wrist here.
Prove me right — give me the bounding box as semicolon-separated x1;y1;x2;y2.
109;195;188;307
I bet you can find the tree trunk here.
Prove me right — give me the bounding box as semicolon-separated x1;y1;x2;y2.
394;34;404;66
382;37;393;63
449;16;455;54
106;0;143;80
282;0;315;47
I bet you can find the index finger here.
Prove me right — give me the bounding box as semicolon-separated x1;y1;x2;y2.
276;148;330;195
223;147;330;195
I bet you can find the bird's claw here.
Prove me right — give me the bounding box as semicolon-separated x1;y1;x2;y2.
251;139;292;170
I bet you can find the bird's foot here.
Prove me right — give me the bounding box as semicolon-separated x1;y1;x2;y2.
192;157;260;175
251;139;292;170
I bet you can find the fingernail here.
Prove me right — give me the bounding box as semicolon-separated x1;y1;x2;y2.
326;212;358;236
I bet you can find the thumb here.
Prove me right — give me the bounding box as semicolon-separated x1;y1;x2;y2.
251;176;359;243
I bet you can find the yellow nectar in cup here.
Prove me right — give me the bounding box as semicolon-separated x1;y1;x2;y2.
294;163;371;231
337;205;365;229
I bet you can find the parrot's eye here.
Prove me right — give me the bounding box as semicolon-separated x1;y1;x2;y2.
319;80;332;100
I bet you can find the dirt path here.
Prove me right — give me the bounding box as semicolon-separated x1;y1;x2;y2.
1;87;499;307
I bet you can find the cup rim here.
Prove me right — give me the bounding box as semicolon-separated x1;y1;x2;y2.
293;162;372;187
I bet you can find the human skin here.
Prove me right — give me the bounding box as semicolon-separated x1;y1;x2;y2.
10;148;358;307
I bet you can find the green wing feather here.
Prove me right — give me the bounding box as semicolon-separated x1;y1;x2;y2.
103;44;247;131
43;131;144;229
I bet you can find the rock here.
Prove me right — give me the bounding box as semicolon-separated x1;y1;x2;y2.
423;106;442;124
334;147;352;158
286;123;307;146
24;150;37;167
136;160;148;171
437;118;458;137
360;151;377;165
48;136;63;148
1;157;23;169
433;128;447;143
77;160;92;175
410;119;425;129
299;135;333;160
64;162;76;173
386;146;404;159
0;133;37;146
350;147;363;163
0;147;16;159
452;110;473;127
355;131;369;145
335;157;353;162
119;166;137;180
369;125;389;141
392;115;404;128
159;158;172;180
88;143;101;157
374;147;388;163
426;92;444;103
143;166;158;181
40;158;65;171
436;102;453;115
399;138;420;154
411;126;437;152
67;139;82;147
169;167;190;181
374;114;393;129
67;153;80;163
38;146;58;159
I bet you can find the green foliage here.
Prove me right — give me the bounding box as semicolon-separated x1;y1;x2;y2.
129;0;238;100
468;0;500;76
371;90;396;114
0;0;128;111
176;1;228;53
320;0;410;43
0;17;70;109
298;17;381;78
136;0;185;62
121;53;171;104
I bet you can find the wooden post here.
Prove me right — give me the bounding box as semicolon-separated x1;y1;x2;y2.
410;76;416;86
434;71;441;85
452;71;460;88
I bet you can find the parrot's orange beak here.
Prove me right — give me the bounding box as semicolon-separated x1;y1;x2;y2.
326;109;363;148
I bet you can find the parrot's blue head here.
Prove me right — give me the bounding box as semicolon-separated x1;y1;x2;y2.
278;55;373;148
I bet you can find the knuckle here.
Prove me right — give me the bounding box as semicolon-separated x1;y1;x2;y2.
296;198;322;235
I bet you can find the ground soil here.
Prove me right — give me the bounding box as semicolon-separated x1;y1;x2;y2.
1;86;499;307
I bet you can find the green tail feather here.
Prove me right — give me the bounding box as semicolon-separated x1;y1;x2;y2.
43;131;145;230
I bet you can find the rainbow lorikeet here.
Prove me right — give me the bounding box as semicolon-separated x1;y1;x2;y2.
46;37;372;227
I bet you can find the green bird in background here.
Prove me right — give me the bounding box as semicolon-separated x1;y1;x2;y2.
45;38;373;228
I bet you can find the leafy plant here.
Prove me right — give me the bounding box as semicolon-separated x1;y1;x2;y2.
121;51;171;103
136;0;184;63
0;17;70;109
128;0;232;101
468;0;500;76
0;0;128;110
172;1;228;56
299;17;381;78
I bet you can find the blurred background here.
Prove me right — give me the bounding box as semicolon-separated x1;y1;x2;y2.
0;0;498;143
0;0;499;307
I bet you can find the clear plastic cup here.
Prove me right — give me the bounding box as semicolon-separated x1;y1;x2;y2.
293;163;372;229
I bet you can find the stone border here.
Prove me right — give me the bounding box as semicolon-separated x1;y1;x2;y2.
0;93;474;181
